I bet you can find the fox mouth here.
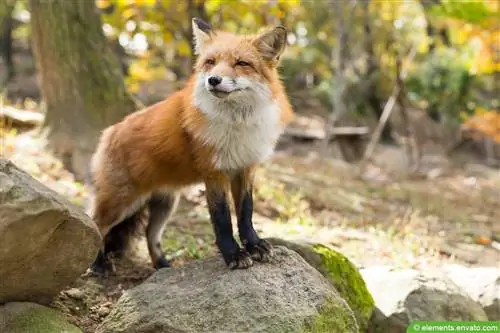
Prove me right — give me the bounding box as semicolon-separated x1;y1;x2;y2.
208;87;244;98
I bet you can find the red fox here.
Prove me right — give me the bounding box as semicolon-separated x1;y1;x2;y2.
87;17;294;274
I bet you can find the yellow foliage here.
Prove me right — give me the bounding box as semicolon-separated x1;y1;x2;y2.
462;108;500;143
116;0;136;5
95;0;111;9
163;31;173;43
126;57;167;93
445;10;499;75
135;0;156;6
121;6;136;20
177;40;192;57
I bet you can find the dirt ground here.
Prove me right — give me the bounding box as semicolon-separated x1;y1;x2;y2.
2;123;499;332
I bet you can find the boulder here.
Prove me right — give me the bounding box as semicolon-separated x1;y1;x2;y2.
442;264;500;320
97;246;359;333
361;266;488;333
0;302;82;333
0;158;101;304
267;237;374;332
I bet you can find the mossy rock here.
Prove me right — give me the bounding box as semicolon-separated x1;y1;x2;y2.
302;295;359;333
0;302;82;333
267;238;375;333
97;246;358;333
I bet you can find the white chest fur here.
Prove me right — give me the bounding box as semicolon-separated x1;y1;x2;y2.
203;103;282;170
193;77;283;170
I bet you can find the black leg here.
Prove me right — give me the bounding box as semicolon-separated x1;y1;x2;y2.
205;177;252;270
90;209;144;276
104;210;143;257
237;188;258;244
231;170;274;262
90;249;113;276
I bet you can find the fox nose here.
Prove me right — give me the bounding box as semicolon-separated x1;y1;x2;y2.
208;76;222;87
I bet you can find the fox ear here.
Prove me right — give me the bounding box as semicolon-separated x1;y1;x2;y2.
192;17;213;55
254;25;287;62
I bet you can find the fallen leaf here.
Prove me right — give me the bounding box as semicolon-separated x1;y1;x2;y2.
475;235;492;246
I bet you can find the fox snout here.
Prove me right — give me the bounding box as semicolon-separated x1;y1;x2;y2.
204;74;247;98
207;76;222;87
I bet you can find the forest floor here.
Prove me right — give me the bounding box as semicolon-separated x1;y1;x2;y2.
2;124;500;332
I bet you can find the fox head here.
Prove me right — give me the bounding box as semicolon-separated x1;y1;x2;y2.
191;17;287;111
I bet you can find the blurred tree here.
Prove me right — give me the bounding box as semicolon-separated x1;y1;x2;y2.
419;0;450;52
14;0;495;163
29;0;137;181
407;0;498;126
0;0;15;87
96;0;300;91
361;0;392;143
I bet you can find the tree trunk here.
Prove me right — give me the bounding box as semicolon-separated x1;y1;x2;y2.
0;0;15;87
323;0;347;153
420;0;449;123
396;54;421;171
29;0;137;181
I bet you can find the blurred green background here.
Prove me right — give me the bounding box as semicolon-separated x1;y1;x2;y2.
1;0;498;170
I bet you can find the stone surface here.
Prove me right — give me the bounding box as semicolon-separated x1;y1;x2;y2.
0;302;82;333
0;158;101;304
97;246;359;333
267;237;374;332
442;264;500;320
361;266;488;333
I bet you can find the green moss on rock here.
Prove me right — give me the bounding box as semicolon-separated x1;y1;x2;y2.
313;244;374;332
1;303;82;333
267;238;375;333
302;296;359;333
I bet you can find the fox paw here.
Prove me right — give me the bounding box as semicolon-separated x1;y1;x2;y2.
89;259;114;277
228;249;253;270
246;239;274;262
153;256;171;270
88;250;114;277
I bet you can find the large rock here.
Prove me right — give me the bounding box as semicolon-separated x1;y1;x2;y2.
361;266;488;333
442;264;500;320
0;302;82;333
0;158;101;304
267;238;374;332
97;246;359;333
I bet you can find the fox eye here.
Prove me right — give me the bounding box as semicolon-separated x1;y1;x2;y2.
236;60;250;67
205;58;216;65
